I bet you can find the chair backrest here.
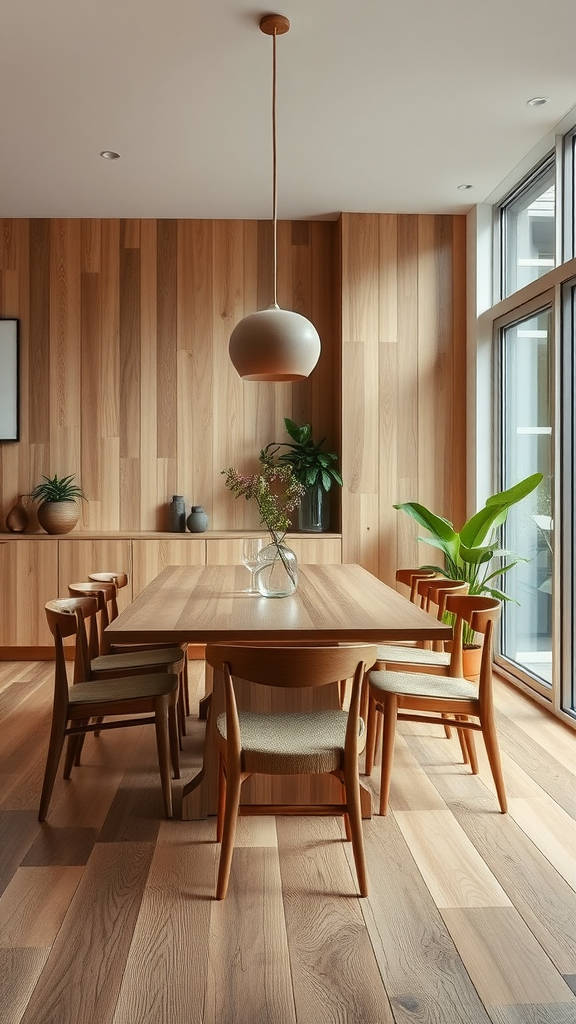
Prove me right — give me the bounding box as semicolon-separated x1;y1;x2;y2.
88;572;129;621
206;643;377;689
68;581;115;655
45;596;98;700
444;594;501;683
416;577;469;615
396;568;437;603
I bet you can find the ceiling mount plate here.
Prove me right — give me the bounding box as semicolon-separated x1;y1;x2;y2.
260;14;290;35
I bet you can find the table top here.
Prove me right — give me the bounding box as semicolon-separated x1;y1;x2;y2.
105;563;452;645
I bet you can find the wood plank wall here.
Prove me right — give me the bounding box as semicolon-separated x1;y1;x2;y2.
0;218;338;532
0;214;466;583
340;213;467;583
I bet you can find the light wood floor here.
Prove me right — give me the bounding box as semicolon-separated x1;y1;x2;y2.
1;659;576;1024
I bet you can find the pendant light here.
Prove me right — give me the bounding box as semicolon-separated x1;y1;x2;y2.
229;14;321;382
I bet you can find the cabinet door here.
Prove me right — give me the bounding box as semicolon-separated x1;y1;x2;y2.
58;539;133;611
132;539;206;597
206;537;268;566
288;538;342;564
0;539;58;646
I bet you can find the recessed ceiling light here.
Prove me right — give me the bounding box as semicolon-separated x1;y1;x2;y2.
526;96;549;107
100;150;120;160
458;183;474;191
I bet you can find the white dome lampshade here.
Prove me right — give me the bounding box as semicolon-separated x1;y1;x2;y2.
229;304;321;381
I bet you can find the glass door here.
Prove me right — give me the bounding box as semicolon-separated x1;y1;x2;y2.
496;303;554;696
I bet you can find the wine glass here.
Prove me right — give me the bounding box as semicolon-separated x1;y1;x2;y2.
242;537;264;593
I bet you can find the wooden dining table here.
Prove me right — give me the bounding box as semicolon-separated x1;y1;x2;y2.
105;563;452;819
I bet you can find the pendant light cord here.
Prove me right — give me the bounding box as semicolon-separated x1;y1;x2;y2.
272;28;278;307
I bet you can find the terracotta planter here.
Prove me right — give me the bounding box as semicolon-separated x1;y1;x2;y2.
445;641;482;681
37;500;81;534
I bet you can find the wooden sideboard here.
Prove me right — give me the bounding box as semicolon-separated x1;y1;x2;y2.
0;531;342;656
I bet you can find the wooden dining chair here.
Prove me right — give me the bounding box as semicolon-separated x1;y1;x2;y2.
40;596;180;821
68;581;188;737
205;642;377;900
366;595;506;815
88;570;192;724
364;579;470;767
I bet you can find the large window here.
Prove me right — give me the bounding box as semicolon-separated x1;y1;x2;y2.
500;155;556;298
497;305;554;692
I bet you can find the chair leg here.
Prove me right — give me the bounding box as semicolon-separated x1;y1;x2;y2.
153;696;174;818
455;717;470;764
364;692;378;776
464;729;479;774
216;761;242;900
342;761;368;897
38;714;67;822
217;755;226;844
182;648;191;717
441;713;453;739
481;714;508;813
168;705;180;779
379;693;398;816
178;675;187;738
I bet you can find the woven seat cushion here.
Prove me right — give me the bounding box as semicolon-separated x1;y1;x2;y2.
217;710;366;775
369;668;477;701
376;644;450;666
69;672;179;706
92;646;184;674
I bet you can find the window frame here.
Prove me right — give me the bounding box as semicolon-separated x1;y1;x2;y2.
497;152;556;301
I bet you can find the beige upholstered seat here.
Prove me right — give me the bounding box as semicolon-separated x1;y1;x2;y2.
40;596;180;821
206;642;377;901
367;595;505;816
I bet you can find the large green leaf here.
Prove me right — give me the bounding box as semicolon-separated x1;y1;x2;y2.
485;473;543;508
460;543;497;565
460;504;507;548
394;502;459;561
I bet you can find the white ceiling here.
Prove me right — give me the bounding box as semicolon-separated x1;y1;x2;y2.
2;0;576;220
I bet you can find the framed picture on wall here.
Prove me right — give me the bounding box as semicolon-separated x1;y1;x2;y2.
0;319;19;441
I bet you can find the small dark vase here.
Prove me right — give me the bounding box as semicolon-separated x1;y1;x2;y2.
187;505;209;533
169;495;186;532
298;483;330;532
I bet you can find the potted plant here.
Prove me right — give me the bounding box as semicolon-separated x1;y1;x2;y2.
262;418;343;532
394;473;543;671
29;473;87;534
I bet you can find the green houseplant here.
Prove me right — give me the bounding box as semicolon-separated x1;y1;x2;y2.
394;473;543;599
263;418;343;532
29;473;86;534
394;473;543;650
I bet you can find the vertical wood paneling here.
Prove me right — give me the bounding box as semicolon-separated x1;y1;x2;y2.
0;215;464;582
156;219;177;460
341;212;467;581
28;220;50;447
140;220;159;531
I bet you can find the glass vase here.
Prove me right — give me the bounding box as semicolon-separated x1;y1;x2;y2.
255;531;298;597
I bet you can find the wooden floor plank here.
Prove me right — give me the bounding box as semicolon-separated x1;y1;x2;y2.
507;796;576;890
112;820;216;1024
0;948;50;1024
358;813;492;1024
441;907;576;1006
0;866;84;946
19;842;155;1024
448;800;576;975
0;810;42;897
277;816;392;1024
393;809;512;909
205;845;297;1024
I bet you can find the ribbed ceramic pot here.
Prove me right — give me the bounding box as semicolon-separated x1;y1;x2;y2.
37;500;81;534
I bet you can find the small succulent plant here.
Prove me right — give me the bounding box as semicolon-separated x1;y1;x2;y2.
29;473;86;504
